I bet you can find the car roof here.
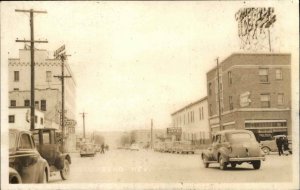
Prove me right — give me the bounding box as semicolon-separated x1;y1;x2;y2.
9;127;31;133
32;128;57;132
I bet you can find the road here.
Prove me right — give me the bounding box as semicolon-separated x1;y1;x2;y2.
49;149;293;183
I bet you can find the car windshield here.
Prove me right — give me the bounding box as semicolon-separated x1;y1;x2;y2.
9;132;17;150
226;132;254;143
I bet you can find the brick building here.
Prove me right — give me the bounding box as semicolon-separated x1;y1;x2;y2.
8;48;77;151
206;53;291;141
171;97;211;146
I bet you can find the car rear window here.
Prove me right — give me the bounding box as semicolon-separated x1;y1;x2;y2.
226;133;253;143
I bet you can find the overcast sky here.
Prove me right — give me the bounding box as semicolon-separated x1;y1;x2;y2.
1;1;298;132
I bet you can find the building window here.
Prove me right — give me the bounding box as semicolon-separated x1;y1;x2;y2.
46;71;52;82
9;115;15;123
259;68;269;83
229;96;233;110
209;104;213;116
35;116;38;123
202;107;204;119
260;94;271;108
24;100;30;107
208;83;212;95
277;93;284;105
228;71;232;85
199;108;202;120
10;100;16;107
14;71;19;82
41;100;47;111
41;118;44;125
35;101;39;109
275;69;283;80
13;88;19;91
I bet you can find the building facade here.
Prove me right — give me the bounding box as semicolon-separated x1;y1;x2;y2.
206;53;291;141
171;97;211;146
8;48;77;151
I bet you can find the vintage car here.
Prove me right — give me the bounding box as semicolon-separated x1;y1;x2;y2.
9;128;49;183
129;143;140;151
201;130;265;170
32;128;71;180
80;143;96;157
260;135;292;154
174;141;194;154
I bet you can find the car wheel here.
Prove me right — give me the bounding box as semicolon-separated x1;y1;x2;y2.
219;155;227;170
262;147;270;155
60;159;70;180
231;162;236;168
252;161;261;169
202;155;209;168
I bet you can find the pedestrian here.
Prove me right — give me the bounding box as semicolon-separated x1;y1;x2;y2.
101;144;105;154
276;136;283;156
283;137;289;156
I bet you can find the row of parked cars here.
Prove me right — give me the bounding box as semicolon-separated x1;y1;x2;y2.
9;128;71;184
154;141;195;154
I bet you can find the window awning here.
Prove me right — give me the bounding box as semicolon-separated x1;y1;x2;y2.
245;119;286;123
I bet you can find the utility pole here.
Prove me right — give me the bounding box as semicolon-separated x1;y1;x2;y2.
80;112;87;139
54;48;71;152
216;57;222;131
150;119;153;149
15;9;48;131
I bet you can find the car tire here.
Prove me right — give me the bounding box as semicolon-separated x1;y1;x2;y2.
231;162;236;168
60;159;70;180
202;155;209;168
262;147;270;155
219;155;227;170
252;161;261;170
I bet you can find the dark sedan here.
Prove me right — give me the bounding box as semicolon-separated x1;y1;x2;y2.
9;128;50;183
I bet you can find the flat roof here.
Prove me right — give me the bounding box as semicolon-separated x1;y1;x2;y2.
171;96;207;116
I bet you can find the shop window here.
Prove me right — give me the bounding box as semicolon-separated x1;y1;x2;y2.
259;68;269;83
208;83;212;95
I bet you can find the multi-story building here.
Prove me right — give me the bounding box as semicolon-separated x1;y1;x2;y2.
8;48;77;151
206;53;291;141
171;97;211;146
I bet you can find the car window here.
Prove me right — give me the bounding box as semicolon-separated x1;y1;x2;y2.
19;134;33;149
226;133;254;143
9;132;17;149
33;133;39;145
43;132;50;144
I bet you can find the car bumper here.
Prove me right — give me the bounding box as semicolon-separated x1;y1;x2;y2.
229;156;265;162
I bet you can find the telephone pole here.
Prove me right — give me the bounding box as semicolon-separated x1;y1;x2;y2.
216;57;222;131
80;112;87;139
54;48;71;152
15;9;48;131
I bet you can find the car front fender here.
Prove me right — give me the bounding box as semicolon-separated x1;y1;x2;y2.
218;148;230;162
201;149;214;161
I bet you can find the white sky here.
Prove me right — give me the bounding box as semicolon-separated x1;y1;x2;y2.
1;1;299;133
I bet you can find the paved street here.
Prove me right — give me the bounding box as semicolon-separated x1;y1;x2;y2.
49;149;293;183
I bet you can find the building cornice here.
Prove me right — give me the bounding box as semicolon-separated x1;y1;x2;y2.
171;96;208;116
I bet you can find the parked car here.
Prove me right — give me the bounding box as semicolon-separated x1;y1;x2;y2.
80;143;96;157
260;135;292;154
129;143;140;151
9;128;49;183
32;128;71;180
174;141;194;154
201;129;265;170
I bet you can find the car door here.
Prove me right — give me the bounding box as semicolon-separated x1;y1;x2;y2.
212;134;221;160
16;132;40;183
